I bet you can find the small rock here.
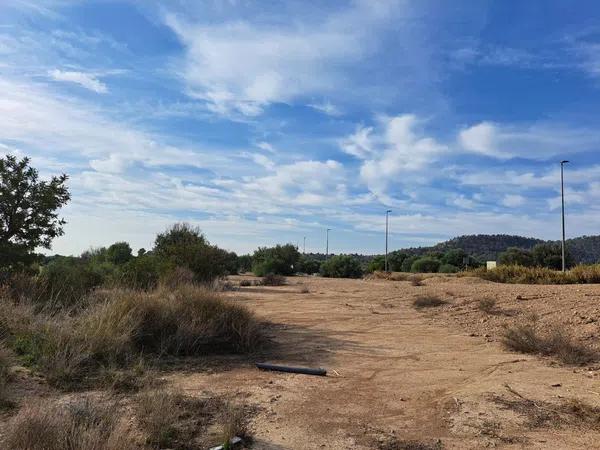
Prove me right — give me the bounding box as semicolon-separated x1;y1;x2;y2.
551;383;562;387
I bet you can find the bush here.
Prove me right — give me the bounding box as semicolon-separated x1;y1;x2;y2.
37;257;104;306
260;273;286;286
410;257;441;273
409;274;424;286
400;255;419;272
498;247;534;267
478;298;496;314
441;248;467;268
252;244;300;276
412;296;446;309
439;263;459;273
366;256;385;273
467;264;600;284
2;397;139;450
320;255;363;278
106;242;133;265
387;251;408;272
503;325;597;365
2;286;264;387
120;254;170;290
298;257;321;275
154;223;229;283
532;243;574;270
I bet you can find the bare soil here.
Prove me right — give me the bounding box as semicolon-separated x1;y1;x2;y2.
170;275;600;449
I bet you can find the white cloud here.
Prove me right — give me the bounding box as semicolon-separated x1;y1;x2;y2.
341;115;447;201
49;69;108;93
501;194;526;207
459;121;600;160
308;101;342;116
164;1;398;116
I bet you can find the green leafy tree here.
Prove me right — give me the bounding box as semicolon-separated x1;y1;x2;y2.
237;254;252;273
442;249;467;268
411;257;441;273
0;155;70;271
498;247;534;267
106;242;133;265
298;256;321;274
252;244;300;276
401;255;419;272
154;223;228;282
388;251;408;272
320;255;363;278
532;243;573;270
366;255;385;273
439;263;459;273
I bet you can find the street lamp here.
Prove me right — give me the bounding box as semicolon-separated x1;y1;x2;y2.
385;210;392;272
326;228;331;259
303;236;306;255
560;160;569;272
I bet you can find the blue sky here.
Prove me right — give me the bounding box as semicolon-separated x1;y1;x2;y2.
2;0;600;255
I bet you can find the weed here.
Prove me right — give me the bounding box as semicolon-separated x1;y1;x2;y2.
412;296;447;309
299;285;310;294
502;325;597;365
2;396;142;450
219;402;250;449
409;275;424;286
478;298;497;314
467;264;600;285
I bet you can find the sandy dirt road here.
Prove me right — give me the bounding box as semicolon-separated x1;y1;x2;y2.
169;276;600;449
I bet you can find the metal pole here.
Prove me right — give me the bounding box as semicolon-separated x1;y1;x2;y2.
303;236;306;254
385;210;391;272
326;229;330;258
560;160;569;272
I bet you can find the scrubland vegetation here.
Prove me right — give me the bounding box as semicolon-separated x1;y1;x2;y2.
468;264;600;284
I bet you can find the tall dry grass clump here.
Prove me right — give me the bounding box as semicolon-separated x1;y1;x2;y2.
0;343;13;407
467;264;600;284
0;285;264;387
503;324;597;365
2;397;142;450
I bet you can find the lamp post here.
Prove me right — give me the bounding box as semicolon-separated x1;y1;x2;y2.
560;160;569;272
326;228;331;259
385;210;392;272
303;236;306;255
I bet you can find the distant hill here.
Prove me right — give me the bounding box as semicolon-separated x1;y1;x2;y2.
394;234;600;264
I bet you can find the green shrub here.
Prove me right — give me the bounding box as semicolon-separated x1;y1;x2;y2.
154;223;229;283
387;251;408;272
366;256;385;273
298;257;321;274
120;255;171;290
252;244;300;276
410;257;441;273
439;263;459;273
400;255;419;272
498;247;534;267
37;257;104;306
261;273;286;286
441;248;467;268
106;242;133;265
532;243;573;270
320;255;363;278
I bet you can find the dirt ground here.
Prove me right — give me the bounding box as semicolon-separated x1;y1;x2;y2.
168;275;600;449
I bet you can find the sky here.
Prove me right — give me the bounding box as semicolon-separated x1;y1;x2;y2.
1;0;600;256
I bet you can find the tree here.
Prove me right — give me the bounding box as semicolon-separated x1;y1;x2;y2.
401;255;419;272
106;242;133;265
366;255;385;273
388;251;408;272
298;256;321;274
252;244;300;276
0;155;70;271
320;255;363;278
154;223;227;282
442;248;467;268
532;243;573;270
498;247;534;267
411;257;441;273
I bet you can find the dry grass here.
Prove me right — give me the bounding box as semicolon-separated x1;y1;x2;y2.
468;264;600;284
409;275;424;286
492;388;600;430
1;286;265;388
478;298;497;314
135;388;215;449
0;343;13;408
412;296;447;309
379;436;444;450
261;273;286;286
2;396;143;450
370;271;410;281
299;285;310;293
502;324;597;365
218;402;250;449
